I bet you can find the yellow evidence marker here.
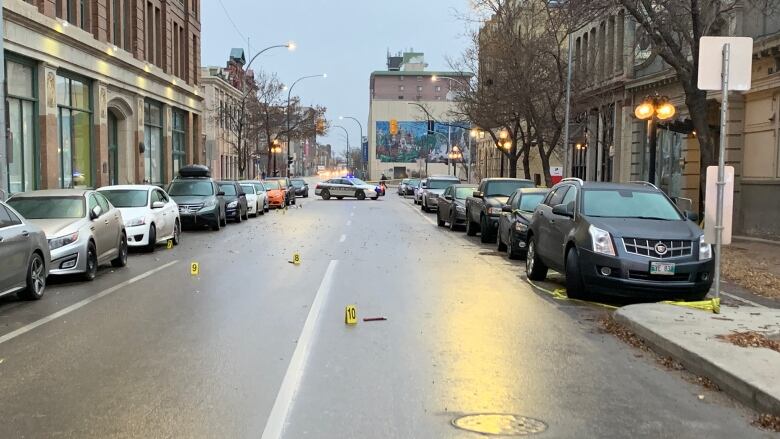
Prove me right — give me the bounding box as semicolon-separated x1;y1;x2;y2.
292;252;301;265
345;305;357;325
190;262;200;276
167;240;173;249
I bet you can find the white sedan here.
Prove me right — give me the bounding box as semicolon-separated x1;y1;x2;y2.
98;185;181;252
315;177;379;200
239;181;269;217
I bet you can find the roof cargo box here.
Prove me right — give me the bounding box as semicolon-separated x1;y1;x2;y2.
178;164;210;178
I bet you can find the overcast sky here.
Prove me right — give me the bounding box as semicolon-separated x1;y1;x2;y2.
202;0;476;157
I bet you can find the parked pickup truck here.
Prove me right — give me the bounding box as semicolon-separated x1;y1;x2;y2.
465;178;536;243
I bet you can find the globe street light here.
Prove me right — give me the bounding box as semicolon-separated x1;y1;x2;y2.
339;116;364;178
497;129;512;178
332;125;351;172
634;94;676;185
270;139;283;176
286;73;327;176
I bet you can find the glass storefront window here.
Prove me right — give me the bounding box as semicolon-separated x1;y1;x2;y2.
172;109;186;178
57;74;92;189
144;100;163;184
5;59;37;194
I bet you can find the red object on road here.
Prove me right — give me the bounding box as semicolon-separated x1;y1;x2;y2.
363;317;387;322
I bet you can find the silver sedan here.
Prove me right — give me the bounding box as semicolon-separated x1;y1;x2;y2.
0;201;50;300
7;189;128;281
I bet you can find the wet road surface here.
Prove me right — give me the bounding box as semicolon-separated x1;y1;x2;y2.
0;183;771;438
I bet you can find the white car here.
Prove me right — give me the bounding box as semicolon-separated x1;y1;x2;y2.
239;181;269;216
315;177;379;200
98;185;181;252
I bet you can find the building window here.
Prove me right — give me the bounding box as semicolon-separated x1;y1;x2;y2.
80;0;89;31
57;73;92;189
5;58;37;194
417;85;423;92
398;95;404;100
144;100;164;184
172;109;187;177
112;0;122;47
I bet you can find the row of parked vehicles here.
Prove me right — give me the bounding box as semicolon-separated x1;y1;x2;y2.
0;165;309;302
406;175;714;301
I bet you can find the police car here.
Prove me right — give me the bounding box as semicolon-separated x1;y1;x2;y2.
315;177;380;200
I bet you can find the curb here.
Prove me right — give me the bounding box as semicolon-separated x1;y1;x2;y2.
613;310;780;416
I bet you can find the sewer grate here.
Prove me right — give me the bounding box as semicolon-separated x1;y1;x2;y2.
452;414;548;436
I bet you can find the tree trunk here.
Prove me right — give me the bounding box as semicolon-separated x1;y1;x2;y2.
684;87;715;216
507;152;519;178
537;143;552;187
522;146;531;179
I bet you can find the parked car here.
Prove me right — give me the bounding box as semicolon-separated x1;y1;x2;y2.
251;181;270;213
7;189;128;280
239;181;267;216
217;181;249;223
401;178;420;196
414;179;428;204
290;178;309;198
98;185;181;252
315;177;379;200
265;177;295;206
264;180;286;209
465;178;536;243
398;179;412;195
420;175;460;212
496;188;550;259
436;184;478;230
0;200;50;300
167;165;226;231
525;179;713;300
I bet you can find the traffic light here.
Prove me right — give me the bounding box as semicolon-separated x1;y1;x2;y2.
389;119;398;135
427;119;435;134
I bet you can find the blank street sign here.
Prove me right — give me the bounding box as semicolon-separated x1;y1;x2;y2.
697;37;753;91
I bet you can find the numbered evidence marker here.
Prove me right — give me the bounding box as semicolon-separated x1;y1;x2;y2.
167;239;173;249
190;262;200;276
292;252;301;265
345;305;357;325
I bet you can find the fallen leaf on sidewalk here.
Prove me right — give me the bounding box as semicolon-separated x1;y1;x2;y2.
716;331;780;353
752;414;780;432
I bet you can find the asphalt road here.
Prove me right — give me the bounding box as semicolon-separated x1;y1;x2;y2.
0;180;772;438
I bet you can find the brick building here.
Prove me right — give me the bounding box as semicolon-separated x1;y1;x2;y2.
3;0;202;194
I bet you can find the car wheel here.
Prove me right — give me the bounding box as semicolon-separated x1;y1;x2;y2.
264;203;270;212
356;190;366;200
220;210;227;227
235;210;242;223
437;210;445;227
507;233;523;260
111;233;128;268
83;242;98;281
18;252;46;300
173;220;181;245
321;189;331;200
292;197;296;205
211;218;221;231
242;207;249;220
526;236;548;281
497;230;507;251
371;196;379;200
565;247;588;299
466;210;478;236
145;225;157;253
480;215;496;243
449;211;457;231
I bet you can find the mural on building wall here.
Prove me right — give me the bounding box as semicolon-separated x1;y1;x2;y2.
375;121;470;163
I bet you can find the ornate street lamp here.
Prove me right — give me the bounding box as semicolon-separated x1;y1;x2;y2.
270;139;283;176
634;94;676;184
496;129;512;177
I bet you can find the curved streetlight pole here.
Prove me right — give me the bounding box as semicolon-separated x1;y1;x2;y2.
339;116;363;178
286;74;326;176
333;125;350;173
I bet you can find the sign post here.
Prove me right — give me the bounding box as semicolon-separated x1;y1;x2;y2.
697;37;753;299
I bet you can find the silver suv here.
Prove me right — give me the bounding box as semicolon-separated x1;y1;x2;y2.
420;176;460;212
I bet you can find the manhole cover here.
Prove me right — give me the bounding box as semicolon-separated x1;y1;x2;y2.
452;414;547;436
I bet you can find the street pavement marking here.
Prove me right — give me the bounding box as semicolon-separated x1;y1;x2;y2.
339;234;346;243
0;261;180;346
408;202;437;226
261;260;339;439
346;220;352;226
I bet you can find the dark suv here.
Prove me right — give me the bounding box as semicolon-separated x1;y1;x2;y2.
525;179;713;300
217;181;249;223
167;165;227;231
465;178;535;243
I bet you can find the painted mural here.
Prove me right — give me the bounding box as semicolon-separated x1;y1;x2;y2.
375;121;470;163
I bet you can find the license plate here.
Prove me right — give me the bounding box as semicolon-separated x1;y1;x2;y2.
650;261;676;275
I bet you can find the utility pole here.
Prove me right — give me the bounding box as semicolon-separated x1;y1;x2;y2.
0;5;8;199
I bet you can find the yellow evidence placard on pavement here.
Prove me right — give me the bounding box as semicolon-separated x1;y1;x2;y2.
292;252;301;265
345;305;357;325
190;262;199;276
167;240;173;249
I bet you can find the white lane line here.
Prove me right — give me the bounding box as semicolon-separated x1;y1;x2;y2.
261;260;339;439
346;220;352;226
339;234;346;243
0;261;180;346
406;201;437;226
720;291;767;308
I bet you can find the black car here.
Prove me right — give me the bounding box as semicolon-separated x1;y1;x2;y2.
167;165;227;231
266;177;295;206
217;181;249;223
404;179;420;196
290;178;309;198
437;184;477;230
526;179;713;300
465;178;536;243
496;188;550;259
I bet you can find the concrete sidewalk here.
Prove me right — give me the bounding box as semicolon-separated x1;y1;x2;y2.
615;303;780;415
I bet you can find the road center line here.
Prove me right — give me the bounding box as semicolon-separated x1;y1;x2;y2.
339;234;346;243
0;260;180;346
261;259;339;439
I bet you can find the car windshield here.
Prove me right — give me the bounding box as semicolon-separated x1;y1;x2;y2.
253;184;265;193
428;179;459;190
100;190;148;208
264;181;281;191
582;189;682;220
240;184;255;194
455;187;476;199
168;181;214;196
219;184;237;196
518;193;546;212
291;180;305;187
8;196;85;219
485;180;534;197
348;178;368;186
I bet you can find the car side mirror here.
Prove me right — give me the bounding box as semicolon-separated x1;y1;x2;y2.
90;206;102;219
217;191;225;197
552;203;573;218
151;201;165;209
472;191;483;198
444;195;453;201
686;211;699;222
502;205;512;213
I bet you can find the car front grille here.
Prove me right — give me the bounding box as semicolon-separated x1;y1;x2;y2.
178;203;204;214
622;238;693;259
628;270;692;282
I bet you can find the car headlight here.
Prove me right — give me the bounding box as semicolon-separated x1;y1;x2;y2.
201;198;216;209
48;232;79;250
515;222;528;232
456;205;466;213
589;225;615;256
487;207;502;215
227;201;238;208
698;235;712;260
126;217;146;227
